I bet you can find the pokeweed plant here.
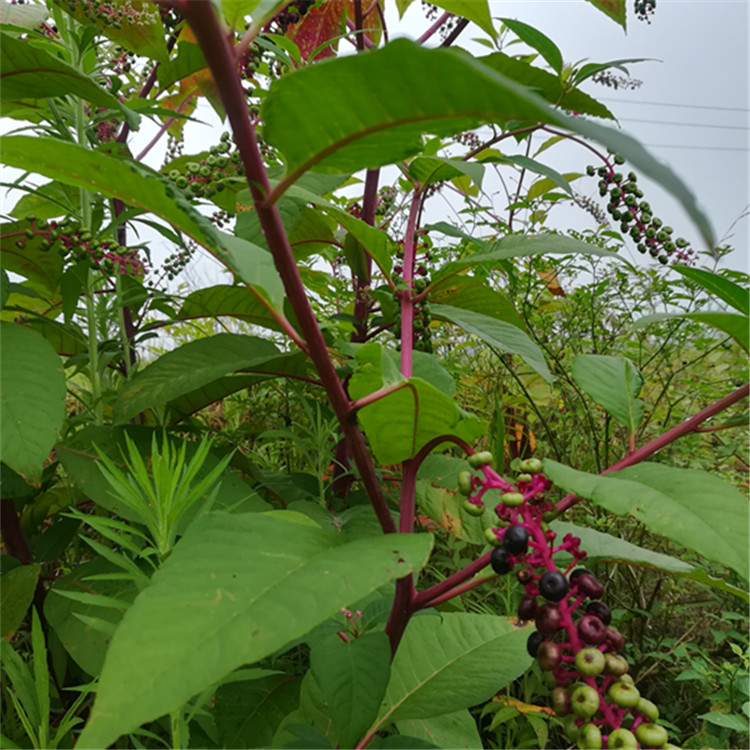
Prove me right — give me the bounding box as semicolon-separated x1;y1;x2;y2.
0;1;748;749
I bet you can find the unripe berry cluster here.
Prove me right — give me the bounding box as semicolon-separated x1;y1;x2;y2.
164;132;241;199
586;156;693;265
392;238;434;353
60;0;159;30
459;453;673;749
11;216;147;277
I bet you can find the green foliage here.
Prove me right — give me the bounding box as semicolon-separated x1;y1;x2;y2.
1;2;747;749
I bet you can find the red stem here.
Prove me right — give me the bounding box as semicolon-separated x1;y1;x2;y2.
400;189;422;378
556;382;750;513
178;1;396;536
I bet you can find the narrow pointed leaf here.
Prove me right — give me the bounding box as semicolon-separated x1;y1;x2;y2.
673;267;750;315
75;511;432;749
432;304;553;382
0;33;138;127
635;311;749;352
500;18;563;73
543;460;749;580
583;0;627;29
114;333;282;422
571;354;645;431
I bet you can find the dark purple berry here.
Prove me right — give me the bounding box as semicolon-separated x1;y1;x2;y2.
518;595;537;621
585;601;612;626
535;603;562;634
578;613;607;644
539;571;569;602
490;546;512;575
527;630;546;657
502;525;529;555
574;573;604;600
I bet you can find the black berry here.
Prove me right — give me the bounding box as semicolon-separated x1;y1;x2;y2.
490;546;512;575
502;525;529;555
539;571;569;602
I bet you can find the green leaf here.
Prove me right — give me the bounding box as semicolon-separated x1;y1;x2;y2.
571;354;645;431
1;219;65;291
214;673;302;748
415;481;489;544
697;712;749;733
348;343;485;465
175;284;290;333
376;614;532;725
396;710;482;750
0;33;138;128
427;1;495;38
0;323;65;484
45;558;140;677
550;521;748;602
75;511;432;749
310;631;391;748
0;268;9;309
9;181;80;221
431;276;525;331
500;18;563;73
635;311;749;352
263;40;713;243
56;425;268;522
478;53;614;120
0;138;267;281
0;564;41;638
156;41;207;90
58;0;168;63
0;1;48;28
409;157;485;190
674;267;750;315
114;333;283;422
583;0;627;29
482;154;574;195
544;461;750;581
432;304;553;383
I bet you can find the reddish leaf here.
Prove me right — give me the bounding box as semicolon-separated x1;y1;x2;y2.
344;0;383;47
286;0;345;61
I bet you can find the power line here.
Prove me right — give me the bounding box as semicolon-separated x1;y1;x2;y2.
644;144;750;152
600;97;749;113
621;117;750;131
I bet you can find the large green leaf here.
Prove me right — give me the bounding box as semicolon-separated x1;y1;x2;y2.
114;333;283;422
544;461;749;581
396;710;483;750
0;1;48;28
431;276;525;330
0;564;41;639
0;323;65;484
415;481;489;544
75;511;432;749
262;40;712;244
550;521;748;602
44;559;140;677
175;284;289;333
214;672;302;749
432;304;553;383
674;267;750;315
0;139;283;297
374;614;531;727
309;630;391;748
409;157;485;190
56;425;268;522
348;343;485;465
635;311;750;353
0;33;138;127
571;354;645;431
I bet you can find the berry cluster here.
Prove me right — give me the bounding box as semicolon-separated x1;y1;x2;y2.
164;132;241;199
453;131;482;149
12;216;146;277
458;453;674;750
271;0;316;33
59;0;159;30
375;186;397;218
162;240;196;282
586;156;693;265
591;71;643;91
239;42;262;93
634;0;657;24
392;240;434;353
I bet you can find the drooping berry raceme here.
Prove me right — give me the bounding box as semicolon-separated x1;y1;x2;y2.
586;155;693;266
463;453;672;749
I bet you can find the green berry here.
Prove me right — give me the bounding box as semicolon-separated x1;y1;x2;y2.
457;471;473;495
462;499;484;517
468;451;493;468
501;492;525;507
